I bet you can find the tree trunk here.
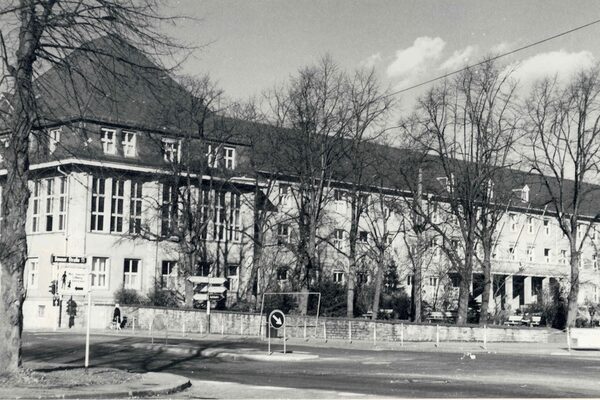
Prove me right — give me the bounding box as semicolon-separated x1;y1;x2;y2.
0;109;33;374
479;243;492;325
371;254;385;320
456;253;473;325
412;241;423;323
566;246;580;328
347;236;357;319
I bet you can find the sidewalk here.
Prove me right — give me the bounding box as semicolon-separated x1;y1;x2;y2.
0;370;191;399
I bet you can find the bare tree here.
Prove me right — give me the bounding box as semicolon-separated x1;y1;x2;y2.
526;67;600;327
401;60;519;324
0;0;180;373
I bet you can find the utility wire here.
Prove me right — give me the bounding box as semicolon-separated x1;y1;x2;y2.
386;17;600;97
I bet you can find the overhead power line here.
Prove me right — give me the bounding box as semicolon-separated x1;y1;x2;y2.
387;17;600;97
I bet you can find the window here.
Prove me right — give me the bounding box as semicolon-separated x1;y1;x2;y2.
450;275;460;288
198;188;210;240
49;128;60;153
386;234;394;246
486;179;494;200
213;190;226;240
544;248;551;264
0;137;7;162
206;144;219;168
334;189;345;202
110;179;125;233
0;184;3;232
358;194;369;211
161;261;177;289
527;247;535;262
358;230;368;243
593;254;598;271
27;259;38;289
227;264;239;277
508;247;516;261
560;249;567;265
278;184;290;206
333;270;344;283
277;223;290;244
123;259;140;289
161;184;177;237
429;277;438;286
38;305;46;318
544;218;551;236
592;228;597;241
57;176;67;231
197;262;211;277
228;192;241;242
224;146;235;169
521;185;529;202
277;268;288;281
122;131;136;157
129;181;143;234
91;257;109;288
333;229;344;249
90;177;106;231
509;213;517;232
527;216;534;234
101;128;116;154
45;178;54;231
32;180;41;233
162;139;180;163
406;275;413;286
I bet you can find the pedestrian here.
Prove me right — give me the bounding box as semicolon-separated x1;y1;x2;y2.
113;303;121;330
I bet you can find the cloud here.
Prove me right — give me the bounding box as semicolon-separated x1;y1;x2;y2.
386;36;446;85
439;45;477;70
360;53;382;68
490;41;513;55
510;50;596;88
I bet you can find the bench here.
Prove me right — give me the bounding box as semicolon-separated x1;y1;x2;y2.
504;315;524;326
530;316;542;327
570;328;600;349
427;312;446;323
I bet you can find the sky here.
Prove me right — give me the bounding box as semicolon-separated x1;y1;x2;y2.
164;0;600;112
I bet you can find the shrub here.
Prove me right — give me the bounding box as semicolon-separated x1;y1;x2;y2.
146;283;181;308
309;278;346;317
113;288;147;305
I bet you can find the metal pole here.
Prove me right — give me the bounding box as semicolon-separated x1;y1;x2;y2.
283;325;287;354
567;327;572;352
435;324;440;347
182;321;186;338
349;320;352;343
132;317;135;335
84;291;91;368
240;318;244;336
303;320;307;341
268;323;271;354
324;322;327;342
483;324;487;349
221;318;224;336
373;324;377;346
400;323;404;347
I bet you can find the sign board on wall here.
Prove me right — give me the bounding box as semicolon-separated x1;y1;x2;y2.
59;266;88;295
52;255;87;264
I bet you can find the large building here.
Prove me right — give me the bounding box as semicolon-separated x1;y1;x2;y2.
4;37;598;329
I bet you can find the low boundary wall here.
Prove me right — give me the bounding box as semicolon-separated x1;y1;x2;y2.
79;304;552;343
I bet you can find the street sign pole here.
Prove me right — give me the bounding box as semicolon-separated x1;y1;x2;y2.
268;321;271;354
283;324;286;354
84;290;91;368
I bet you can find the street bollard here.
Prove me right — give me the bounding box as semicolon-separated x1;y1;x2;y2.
349;320;352;343
483;324;487;350
373;324;377;346
200;320;204;335
182;321;186;338
240;319;244;336
400;323;404;347
221;318;225;336
132;317;135;335
435;324;440;347
324;322;327;342
567;327;572;352
304;320;307;341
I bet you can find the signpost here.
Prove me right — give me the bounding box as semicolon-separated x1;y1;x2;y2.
268;309;286;355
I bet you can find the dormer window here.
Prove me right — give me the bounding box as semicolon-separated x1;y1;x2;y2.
122;131;136;157
162;138;180;163
437;173;454;192
206;144;219;168
513;185;529;203
224;146;235;169
49;128;61;153
101;128;116;154
487;179;494;200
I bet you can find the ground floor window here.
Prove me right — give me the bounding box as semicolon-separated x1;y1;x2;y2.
333;270;344;283
123;258;141;290
91;257;109;289
161;261;177;289
28;258;38;289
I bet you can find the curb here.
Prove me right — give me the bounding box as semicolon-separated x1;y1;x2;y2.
8;373;191;399
200;347;319;362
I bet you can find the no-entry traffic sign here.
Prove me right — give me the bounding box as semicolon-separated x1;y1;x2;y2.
269;309;286;329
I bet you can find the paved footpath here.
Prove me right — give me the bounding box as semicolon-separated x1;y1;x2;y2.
0;371;191;399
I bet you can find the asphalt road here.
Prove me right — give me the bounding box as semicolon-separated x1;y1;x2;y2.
22;331;600;398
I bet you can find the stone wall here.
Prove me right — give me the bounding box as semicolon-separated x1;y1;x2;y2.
83;304;551;343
